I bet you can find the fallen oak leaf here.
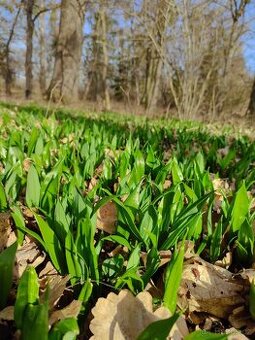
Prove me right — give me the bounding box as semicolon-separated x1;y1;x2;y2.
215;252;232;269
96;201;117;234
163;180;172;190
39;261;70;310
178;256;248;319
0;306;14;321
89;290;189;340
0;212;13;251
22;158;32;173
39;260;57;278
14;236;46;280
226;327;249;340
141;250;172;268
228;306;255;336
49;300;82;326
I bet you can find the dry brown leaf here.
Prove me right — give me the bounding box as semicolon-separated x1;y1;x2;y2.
96;201;117;234
39;261;70;309
237;269;255;284
104;148;121;160
0;306;14;321
178;256;248;319
203;317;213;331
218;147;230;157
159;250;172;266
21;206;34;220
226;328;249;340
188;312;207;325
39;264;69;310
23;158;32;172
0;162;4;174
228;306;255;336
215;252;232;269
48;275;70;309
14;236;46;279
212;178;227;192
141;250;172;268
88;177;98;192
6;231;17;248
89;290;189;340
108;245;123;257
0;212;13;251
49;300;82;325
163;180;172;190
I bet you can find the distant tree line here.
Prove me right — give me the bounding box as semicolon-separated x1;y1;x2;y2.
0;0;254;118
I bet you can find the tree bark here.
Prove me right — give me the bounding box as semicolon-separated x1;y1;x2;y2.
100;8;111;111
247;78;255;116
4;6;21;96
47;0;86;103
38;0;47;95
143;0;173;114
25;0;35;99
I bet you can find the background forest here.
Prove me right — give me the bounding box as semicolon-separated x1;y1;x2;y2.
0;0;255;119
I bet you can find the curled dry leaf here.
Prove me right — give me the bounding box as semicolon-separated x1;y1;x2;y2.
6;231;17;248
22;158;32;172
0;162;4;174
217;147;229;157
96;201;117;234
39;261;69;310
0;306;14;321
141;250;172;268
0;212;13;251
39;260;57;278
14;236;46;279
178;256;248;319
228;306;255;336
188;312;207;325
104;148;121;160
212;178;229;192
235;269;255;284
226;327;250;340
21;205;34;220
163;180;172;190
88;177;98;192
215;252;232;269
89;289;189;340
49;300;82;326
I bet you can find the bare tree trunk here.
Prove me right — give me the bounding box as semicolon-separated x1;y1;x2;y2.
143;0;174;114
38;0;47;95
25;0;35;99
47;0;86;103
100;8;111;111
247;78;255;116
4;6;21;96
144;47;163;113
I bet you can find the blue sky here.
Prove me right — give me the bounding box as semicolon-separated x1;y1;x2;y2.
243;3;255;73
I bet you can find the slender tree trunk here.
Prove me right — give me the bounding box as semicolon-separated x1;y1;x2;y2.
47;0;86;103
25;0;35;99
5;53;12;96
86;12;100;101
5;6;21;96
100;8;111;111
143;0;173;114
38;0;47;95
247;78;255;116
144;47;163;113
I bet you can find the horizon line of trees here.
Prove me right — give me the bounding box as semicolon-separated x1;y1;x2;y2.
0;0;255;118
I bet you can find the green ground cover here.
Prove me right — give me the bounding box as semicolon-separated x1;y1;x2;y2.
0;103;255;339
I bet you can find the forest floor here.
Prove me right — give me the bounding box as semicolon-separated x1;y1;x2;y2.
0;102;255;339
